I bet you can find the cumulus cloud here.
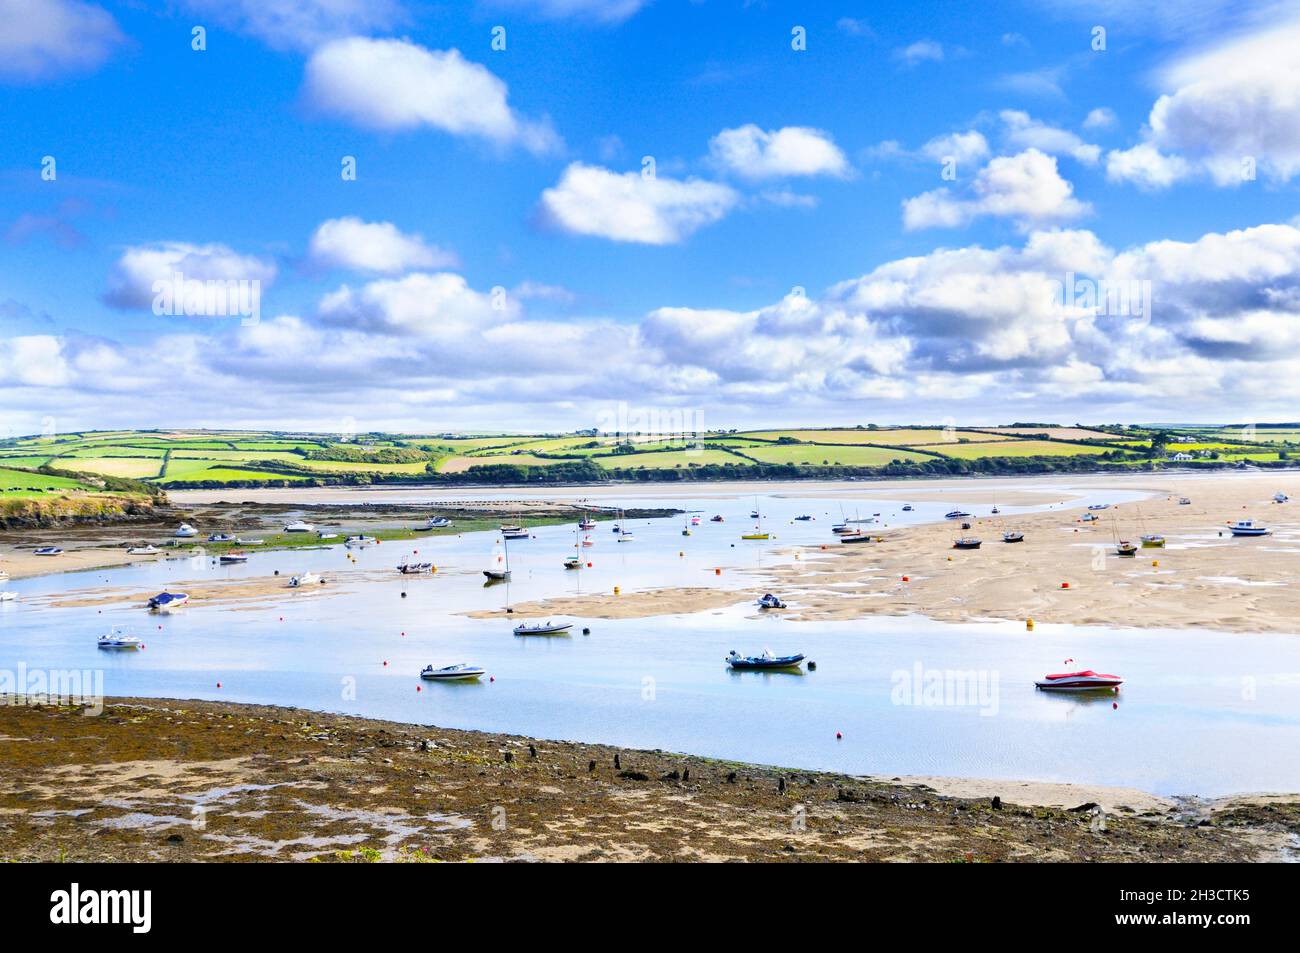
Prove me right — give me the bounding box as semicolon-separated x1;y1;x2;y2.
538;163;739;244
308;217;458;274
999;110;1101;164
181;0;404;52
1107;17;1300;187
920;131;990;166
903;149;1090;231
708;125;850;180
1083;107;1118;130
0;0;124;82
317;272;513;336
103;242;277;311
894;40;944;65
303;38;560;154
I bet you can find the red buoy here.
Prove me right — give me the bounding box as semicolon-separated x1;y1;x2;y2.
836;731;842;740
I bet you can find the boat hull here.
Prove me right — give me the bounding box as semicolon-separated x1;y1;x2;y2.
727;654;805;670
513;623;574;636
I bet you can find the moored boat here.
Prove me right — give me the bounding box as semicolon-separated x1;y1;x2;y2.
33;547;62;556
289;572;321;587
98;626;143;651
1035;670;1122;691
1002;531;1024;543
0;591;16;602
420;663;485;681
902;504;914;512
283;520;314;533
127;545;158;555
757;593;786;609
1140;534;1165;548
839;532;873;544
952;537;982;549
944;510;971;520
344;535;376;547
398;561;434;574
174;523;198;538
710;515;724;522
147;591;188;610
207;533;235;543
1230;520;1270;537
219;552;249;564
513;620;574;636
726;649;804;671
1115;540;1137;556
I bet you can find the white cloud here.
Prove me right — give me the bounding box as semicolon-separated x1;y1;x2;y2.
0;0;124;82
1105;143;1192;188
317;272;512;336
1109;17;1300;187
708;125;850;180
920;131;990;166
181;0;404;52
539;162;739;244
104;242;277;311
903;149;1090;231
308;217;458;274
894;40;944;65
483;1;650;23
1000;110;1101;164
303;37;560;154
1082;107;1118;130
837;17;876;38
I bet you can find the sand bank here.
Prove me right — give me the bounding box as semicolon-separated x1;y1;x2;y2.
2;698;1291;862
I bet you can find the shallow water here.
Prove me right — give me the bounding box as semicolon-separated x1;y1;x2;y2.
4;486;1297;797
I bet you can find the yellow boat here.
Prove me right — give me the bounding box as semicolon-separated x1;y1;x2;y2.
741;532;770;540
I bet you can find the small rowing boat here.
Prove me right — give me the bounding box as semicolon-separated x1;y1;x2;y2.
1141;534;1165;548
1002;531;1024;543
219;552;249;564
952;537;982;550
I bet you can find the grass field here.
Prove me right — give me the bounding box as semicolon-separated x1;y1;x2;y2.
2;424;1295;489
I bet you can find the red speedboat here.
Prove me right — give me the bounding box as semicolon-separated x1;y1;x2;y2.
1035;670;1123;691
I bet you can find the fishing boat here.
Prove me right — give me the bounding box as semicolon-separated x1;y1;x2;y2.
840;532;873;544
726;649;804;671
1116;540;1137;557
207;533;235;543
1141;534;1166;548
174;523;198;538
98;626;143;651
219;552;249;564
0;592;16;602
344;535;376;547
952;537;982;550
902;504;914;512
578;516;596;531
420;663;485;681
1002;531;1024;543
33;547;62;556
148;591;188;610
513;620;574;636
484;539;511;580
710;515;724;522
944;510;971;520
794;514;813;522
1035;670;1123;691
127;545;158;555
757;593;786;609
283;520;314;533
289;572;321;587
398;561;434;574
1230;520;1270;537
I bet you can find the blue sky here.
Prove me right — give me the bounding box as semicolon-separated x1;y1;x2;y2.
2;0;1300;434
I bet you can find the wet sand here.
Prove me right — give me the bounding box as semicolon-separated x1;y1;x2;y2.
2;698;1292;862
484;474;1300;634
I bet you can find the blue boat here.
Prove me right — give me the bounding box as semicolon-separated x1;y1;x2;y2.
147;591;189;610
726;650;805;670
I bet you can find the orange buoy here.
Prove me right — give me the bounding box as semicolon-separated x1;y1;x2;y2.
902;575;910;582
1061;581;1070;589
1026;618;1035;630
715;568;721;575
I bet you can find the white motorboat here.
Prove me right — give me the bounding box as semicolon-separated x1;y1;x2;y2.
147;591;189;610
127;545;158;555
1275;492;1289;503
284;520;314;533
1230;520;1270;537
207;533;235;543
317;532;339;540
98;626;142;650
420;663;486;681
1035;669;1122;691
416;517;452;530
0;591;16;602
174;523;198;538
289;572;322;587
757;593;787;609
236;537;265;546
398;561;434;574
33;547;62;556
344;535;376;547
513;620;574;636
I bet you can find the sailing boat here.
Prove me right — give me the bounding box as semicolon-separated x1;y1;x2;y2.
616;507;634;541
1135;505;1165;548
1112;512;1136;557
742;498;769;540
564;524;583;569
484;537;511;580
681;514;692;536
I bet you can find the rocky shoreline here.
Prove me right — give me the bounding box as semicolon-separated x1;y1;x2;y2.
1;698;1294;862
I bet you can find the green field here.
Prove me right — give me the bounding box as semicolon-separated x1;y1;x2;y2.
1;424;1295;490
